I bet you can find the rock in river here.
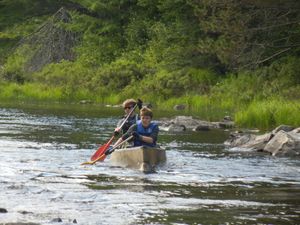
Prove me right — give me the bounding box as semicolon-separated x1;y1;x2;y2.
225;125;300;156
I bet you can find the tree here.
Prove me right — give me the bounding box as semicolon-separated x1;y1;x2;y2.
188;0;300;72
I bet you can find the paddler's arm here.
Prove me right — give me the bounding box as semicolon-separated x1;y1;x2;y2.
133;125;159;144
113;124;136;147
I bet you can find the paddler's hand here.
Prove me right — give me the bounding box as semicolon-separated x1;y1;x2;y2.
114;128;120;136
107;145;113;152
132;131;141;141
137;99;143;110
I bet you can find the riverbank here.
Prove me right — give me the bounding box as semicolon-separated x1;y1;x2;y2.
1;81;300;130
1;1;300;132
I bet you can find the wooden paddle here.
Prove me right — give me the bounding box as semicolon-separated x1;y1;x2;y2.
90;102;138;161
82;136;133;165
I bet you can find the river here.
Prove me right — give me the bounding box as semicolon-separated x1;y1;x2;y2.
0;103;299;225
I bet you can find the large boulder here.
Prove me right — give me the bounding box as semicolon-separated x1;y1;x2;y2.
172;116;217;129
225;125;300;156
264;130;300;156
241;133;273;150
225;132;272;151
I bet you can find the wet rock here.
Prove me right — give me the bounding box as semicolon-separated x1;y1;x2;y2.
193;125;210;131
224;133;256;147
223;115;232;121
240;133;273;151
215;116;235;128
18;210;33;215
272;125;294;134
173;116;213;129
160;123;186;132
0;208;8;213
291;127;300;133
264;130;300;156
225;125;300;156
173;104;186;110
159;115;235;132
217;121;235;129
51;218;63;223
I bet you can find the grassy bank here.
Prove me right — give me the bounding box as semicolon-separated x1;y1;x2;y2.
1;81;299;130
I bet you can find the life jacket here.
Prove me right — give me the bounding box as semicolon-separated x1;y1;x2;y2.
134;120;157;147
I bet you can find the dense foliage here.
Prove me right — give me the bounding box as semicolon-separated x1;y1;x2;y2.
0;0;299;128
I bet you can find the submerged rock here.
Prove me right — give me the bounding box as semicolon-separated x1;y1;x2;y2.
0;208;8;213
1;223;40;225
50;218;62;223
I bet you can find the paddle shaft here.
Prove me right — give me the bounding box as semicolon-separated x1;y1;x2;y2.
83;136;133;165
105;135;133;156
90;101;138;160
116;103;138;131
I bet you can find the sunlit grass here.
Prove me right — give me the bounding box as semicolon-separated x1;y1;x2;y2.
156;95;234;121
1;82;299;129
0;82;63;102
235;99;300;129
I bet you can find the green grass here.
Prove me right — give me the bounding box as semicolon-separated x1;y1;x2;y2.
235;99;300;129
155;95;234;121
0;82;63;102
0;82;122;104
0;82;299;130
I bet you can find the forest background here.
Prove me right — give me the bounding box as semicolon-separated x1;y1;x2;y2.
0;0;299;129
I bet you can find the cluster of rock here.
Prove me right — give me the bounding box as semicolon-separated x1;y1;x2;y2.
225;125;300;156
0;208;77;224
158;116;234;132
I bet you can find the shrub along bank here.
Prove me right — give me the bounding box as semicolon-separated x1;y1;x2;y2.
0;0;299;129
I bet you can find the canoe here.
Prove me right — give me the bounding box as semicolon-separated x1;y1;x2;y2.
110;146;166;173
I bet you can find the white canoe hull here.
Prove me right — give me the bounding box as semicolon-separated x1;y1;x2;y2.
110;146;166;173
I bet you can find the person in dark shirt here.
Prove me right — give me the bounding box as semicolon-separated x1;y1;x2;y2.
114;99;142;135
113;107;159;147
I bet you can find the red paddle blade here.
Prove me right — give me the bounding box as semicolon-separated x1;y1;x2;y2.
90;136;114;161
93;153;107;164
97;153;107;162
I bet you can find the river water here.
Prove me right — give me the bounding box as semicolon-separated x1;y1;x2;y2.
0;104;299;225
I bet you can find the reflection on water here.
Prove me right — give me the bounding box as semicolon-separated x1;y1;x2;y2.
0;104;299;225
